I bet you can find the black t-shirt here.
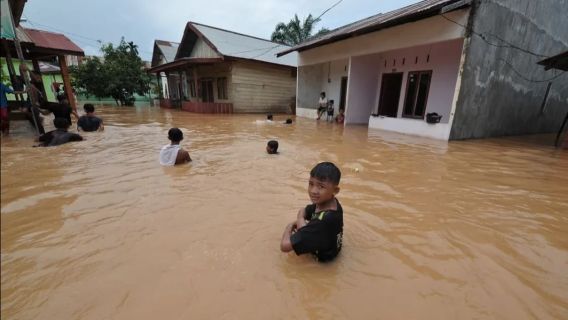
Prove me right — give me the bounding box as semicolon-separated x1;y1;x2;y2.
44;104;72;123
77;115;102;132
39;129;83;147
290;199;344;262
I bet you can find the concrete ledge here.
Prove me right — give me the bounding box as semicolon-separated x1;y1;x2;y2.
296;107;318;119
369;116;452;140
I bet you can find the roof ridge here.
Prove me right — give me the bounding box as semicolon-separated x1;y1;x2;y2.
155;39;180;46
189;21;284;46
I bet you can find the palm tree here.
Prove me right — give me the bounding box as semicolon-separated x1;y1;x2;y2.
271;14;329;46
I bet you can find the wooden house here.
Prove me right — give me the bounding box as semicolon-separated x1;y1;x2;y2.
149;22;297;113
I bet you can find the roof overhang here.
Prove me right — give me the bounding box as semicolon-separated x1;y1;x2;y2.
148;57;224;73
277;0;471;57
537;51;568;71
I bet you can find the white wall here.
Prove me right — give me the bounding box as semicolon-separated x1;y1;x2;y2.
345;56;381;124
369;116;452;140
320;59;349;114
298;9;468;66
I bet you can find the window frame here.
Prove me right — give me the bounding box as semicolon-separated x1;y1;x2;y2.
217;77;228;100
402;70;433;119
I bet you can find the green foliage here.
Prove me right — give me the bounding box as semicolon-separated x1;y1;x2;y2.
271;14;330;46
70;38;151;106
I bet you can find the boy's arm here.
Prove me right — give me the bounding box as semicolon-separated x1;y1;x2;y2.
296;208;307;230
280;221;297;252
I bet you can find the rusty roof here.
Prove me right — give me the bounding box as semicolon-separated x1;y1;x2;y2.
23;27;84;56
277;0;471;57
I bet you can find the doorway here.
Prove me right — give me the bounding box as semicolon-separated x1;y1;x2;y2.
339;76;348;110
377;72;403;117
200;79;214;102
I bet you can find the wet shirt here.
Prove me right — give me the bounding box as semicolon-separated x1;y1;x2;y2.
291;199;344;262
77;115;102;132
44;104;72;123
159;144;181;166
39;129;83;147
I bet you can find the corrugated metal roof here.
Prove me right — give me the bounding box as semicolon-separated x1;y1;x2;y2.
23;27;84;56
278;0;470;57
156;40;179;63
189;22;297;67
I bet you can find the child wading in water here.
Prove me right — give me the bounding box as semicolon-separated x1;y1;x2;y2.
159;128;192;166
266;140;279;154
280;162;343;262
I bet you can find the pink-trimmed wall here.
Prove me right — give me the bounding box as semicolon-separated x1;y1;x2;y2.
373;38;465;123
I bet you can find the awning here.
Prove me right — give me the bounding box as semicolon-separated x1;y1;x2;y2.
148;57;223;73
23;27;84;56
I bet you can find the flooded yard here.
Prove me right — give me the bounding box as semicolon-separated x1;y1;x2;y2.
1;106;567;319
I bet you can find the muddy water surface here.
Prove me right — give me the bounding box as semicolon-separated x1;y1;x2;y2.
1;106;567;319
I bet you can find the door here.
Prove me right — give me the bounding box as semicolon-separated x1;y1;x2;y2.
200;79;214;102
377;72;403;117
339;77;348;110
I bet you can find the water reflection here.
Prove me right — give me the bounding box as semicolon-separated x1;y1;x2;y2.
1;105;567;319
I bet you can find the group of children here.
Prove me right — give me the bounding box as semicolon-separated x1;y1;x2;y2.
159;120;343;263
317;92;345;124
36;103;104;147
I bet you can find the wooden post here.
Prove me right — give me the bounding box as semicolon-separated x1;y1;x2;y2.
31;57;48;100
193;67;199;102
58;55;77;116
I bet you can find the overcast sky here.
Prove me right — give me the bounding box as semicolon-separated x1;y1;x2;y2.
21;0;418;61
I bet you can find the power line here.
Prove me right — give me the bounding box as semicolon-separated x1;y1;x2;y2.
315;0;344;21
439;13;548;58
498;58;566;83
22;18;153;55
439;13;566;83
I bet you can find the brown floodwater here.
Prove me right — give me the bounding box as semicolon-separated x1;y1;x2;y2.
1;106;567;320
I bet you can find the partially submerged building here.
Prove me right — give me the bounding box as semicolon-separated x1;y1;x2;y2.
279;0;568;140
149;22;297;113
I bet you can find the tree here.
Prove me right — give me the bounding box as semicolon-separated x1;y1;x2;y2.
271;14;330;46
70;38;151;106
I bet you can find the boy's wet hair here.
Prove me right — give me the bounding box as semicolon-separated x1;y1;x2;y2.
310;162;341;185
267;114;273;120
267;140;278;153
168;128;183;142
285;118;293;124
53;117;70;129
84;104;95;113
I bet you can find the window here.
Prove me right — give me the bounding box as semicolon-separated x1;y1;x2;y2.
403;70;432;119
217;77;228;100
189;80;196;97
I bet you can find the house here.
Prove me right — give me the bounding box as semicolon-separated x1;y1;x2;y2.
278;0;568;140
149;22;297;113
150;40;179;101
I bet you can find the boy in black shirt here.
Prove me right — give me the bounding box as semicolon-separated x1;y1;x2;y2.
77;104;104;132
38;118;83;147
280;162;343;262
